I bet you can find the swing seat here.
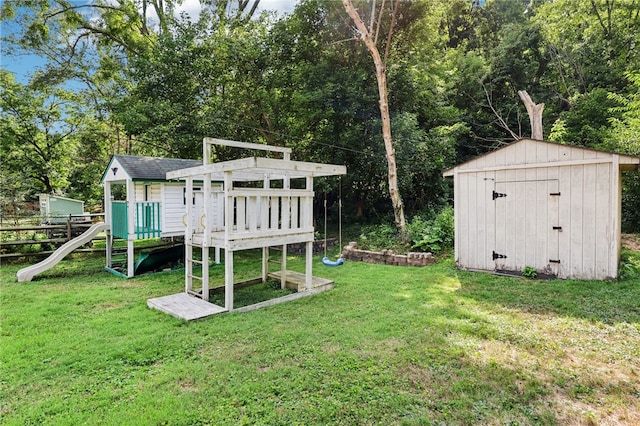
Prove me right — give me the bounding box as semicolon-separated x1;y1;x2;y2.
322;257;344;267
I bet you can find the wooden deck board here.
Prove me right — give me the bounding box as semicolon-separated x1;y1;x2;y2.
268;270;334;291
147;293;227;321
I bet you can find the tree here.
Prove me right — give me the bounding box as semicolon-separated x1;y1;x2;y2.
342;0;406;232
606;72;640;231
0;71;81;195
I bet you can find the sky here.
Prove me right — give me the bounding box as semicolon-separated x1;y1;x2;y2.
1;0;298;85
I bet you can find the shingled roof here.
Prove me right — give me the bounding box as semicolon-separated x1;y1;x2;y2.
106;155;202;181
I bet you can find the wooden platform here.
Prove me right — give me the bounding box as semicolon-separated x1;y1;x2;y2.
147;293;227;321
147;271;334;320
268;270;334;292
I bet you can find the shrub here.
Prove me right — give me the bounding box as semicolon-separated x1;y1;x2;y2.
522;266;538;279
410;206;454;253
619;248;640;280
358;223;400;251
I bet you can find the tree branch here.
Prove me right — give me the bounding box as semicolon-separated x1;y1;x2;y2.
482;83;520;140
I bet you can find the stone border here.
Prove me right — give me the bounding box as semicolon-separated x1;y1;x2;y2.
341;242;434;267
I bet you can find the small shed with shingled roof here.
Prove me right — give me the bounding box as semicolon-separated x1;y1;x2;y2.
101;154;207;277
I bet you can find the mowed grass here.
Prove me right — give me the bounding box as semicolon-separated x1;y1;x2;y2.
1;250;639;425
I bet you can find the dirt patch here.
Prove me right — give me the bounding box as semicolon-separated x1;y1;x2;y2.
622;234;640;251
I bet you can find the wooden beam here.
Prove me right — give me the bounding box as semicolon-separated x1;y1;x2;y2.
204;137;292;154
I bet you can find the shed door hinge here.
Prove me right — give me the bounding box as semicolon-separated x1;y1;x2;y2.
549;259;561;263
549;192;561;196
492;251;507;260
492;191;507;200
552;226;562;231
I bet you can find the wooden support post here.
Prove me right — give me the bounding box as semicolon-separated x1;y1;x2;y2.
127;240;135;278
126;179;136;278
185;177;193;293
262;247;269;282
104;183;112;268
281;244;287;290
225;248;234;311
106;230;112;268
202;246;209;301
262;175;270;283
224;170;234;311
185;241;192;293
305;240;313;291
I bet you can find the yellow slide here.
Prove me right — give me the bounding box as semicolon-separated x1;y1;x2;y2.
16;223;109;283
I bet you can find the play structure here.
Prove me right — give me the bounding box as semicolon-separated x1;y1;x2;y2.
147;137;346;319
101;155;203;277
17;138;347;318
17;223;109;282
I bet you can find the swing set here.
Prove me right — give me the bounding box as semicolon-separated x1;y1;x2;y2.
321;178;345;267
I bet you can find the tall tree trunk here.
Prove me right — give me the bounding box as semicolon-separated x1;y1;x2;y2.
342;0;406;232
518;90;544;140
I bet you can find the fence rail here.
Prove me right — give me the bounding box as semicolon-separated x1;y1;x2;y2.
0;214;105;260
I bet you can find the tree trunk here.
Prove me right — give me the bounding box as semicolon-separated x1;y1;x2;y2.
518;90;544;140
342;0;406;232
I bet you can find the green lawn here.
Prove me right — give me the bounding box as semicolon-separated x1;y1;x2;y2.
1;251;639;425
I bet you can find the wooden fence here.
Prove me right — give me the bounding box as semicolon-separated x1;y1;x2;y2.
0;214;106;260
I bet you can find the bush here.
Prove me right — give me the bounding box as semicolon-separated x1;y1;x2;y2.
410;206;454;253
619;248;640;280
354;206;455;254
358;223;400;251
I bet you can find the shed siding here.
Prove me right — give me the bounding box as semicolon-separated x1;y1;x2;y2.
163;184;188;236
455;171;495;271
134;183;162;202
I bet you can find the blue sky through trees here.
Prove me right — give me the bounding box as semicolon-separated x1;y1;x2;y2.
1;0;297;84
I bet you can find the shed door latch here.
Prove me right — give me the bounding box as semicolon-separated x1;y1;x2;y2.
492;190;507;200
492;251;507;260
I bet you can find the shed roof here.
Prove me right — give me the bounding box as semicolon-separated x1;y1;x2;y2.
102;155;202;182
443;139;640;177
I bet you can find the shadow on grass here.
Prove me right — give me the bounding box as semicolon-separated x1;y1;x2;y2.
454;269;640;325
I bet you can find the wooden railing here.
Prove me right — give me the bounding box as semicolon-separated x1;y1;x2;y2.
111;201;161;239
225;188;313;239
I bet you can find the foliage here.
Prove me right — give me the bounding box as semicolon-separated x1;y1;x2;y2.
522;265;538;279
0;70;80;195
357;222;401;252
549;89;621;147
619;248;640;280
409;206;455;253
1;252;639;424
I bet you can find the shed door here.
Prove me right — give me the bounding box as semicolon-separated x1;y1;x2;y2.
493;179;560;276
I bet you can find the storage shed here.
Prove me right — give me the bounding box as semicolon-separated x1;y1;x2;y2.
39;194;85;224
443;138;640;280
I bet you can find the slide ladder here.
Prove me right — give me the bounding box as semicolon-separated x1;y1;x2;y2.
16;222;109;283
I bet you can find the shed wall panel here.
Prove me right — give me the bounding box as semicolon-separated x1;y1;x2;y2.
163;184;188;236
595;163;612;277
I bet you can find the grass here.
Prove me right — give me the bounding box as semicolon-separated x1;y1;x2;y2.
1;249;639;425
